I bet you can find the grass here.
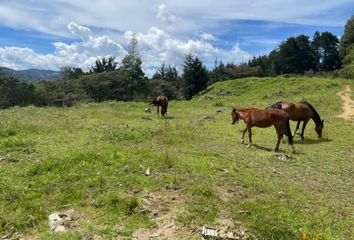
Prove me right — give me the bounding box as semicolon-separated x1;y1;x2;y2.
0;77;353;239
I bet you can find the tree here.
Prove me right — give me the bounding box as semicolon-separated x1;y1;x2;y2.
276;35;315;74
121;37;146;98
0;75;40;108
182;54;209;99
340;15;354;60
153;63;179;82
90;57;117;73
312;31;341;71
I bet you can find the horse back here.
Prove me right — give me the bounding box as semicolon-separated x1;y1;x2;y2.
246;108;285;127
282;102;312;120
157;95;168;107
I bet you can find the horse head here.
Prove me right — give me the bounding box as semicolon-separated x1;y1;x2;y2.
231;108;240;124
315;119;324;138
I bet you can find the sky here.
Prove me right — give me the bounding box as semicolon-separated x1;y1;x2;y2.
0;0;353;76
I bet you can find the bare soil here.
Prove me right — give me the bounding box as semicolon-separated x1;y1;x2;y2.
337;85;354;120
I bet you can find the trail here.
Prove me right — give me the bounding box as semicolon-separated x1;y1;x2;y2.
337;85;354;120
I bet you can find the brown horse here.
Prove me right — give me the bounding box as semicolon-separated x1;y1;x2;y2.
151;95;168;117
231;107;295;151
266;101;323;139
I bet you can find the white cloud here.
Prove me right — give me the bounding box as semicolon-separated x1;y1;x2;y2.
124;26;250;72
67;22;92;41
0;23;127;71
0;22;251;75
200;33;216;41
0;0;351;39
156;4;176;24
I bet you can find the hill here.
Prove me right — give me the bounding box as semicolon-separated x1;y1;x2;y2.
0;77;353;239
0;67;62;81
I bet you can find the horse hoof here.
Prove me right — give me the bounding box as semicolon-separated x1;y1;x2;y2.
240;139;244;144
274;149;279;152
246;144;251;148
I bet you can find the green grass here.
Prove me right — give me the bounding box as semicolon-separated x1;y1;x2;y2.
0;77;353;239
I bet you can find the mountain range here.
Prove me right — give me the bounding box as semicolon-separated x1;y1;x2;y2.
0;67;62;81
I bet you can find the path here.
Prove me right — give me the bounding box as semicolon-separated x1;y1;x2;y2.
337;85;354;120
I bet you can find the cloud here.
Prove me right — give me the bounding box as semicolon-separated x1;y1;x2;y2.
200;33;216;41
0;23;127;71
0;22;251;75
0;0;352;39
124;26;250;71
156;4;176;24
67;22;92;40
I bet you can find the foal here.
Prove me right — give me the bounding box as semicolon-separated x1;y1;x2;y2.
231;107;295;151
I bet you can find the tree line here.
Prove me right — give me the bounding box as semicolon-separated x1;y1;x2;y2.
1;15;354;109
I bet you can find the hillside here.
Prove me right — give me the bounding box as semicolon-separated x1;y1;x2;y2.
0;77;353;239
0;67;62;81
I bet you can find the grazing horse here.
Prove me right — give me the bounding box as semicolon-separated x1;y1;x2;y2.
231;107;295;151
151;95;168;117
266;101;324;139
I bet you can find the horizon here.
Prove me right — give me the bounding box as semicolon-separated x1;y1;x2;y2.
0;1;353;76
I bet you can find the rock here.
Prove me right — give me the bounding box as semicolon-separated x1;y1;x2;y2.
145;167;150;176
277;153;289;161
48;209;78;233
144;108;151;113
49;213;70;232
202;115;214;120
239;210;251;215
202;226;217;238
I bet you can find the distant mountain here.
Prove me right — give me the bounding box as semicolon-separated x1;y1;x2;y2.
0;67;62;81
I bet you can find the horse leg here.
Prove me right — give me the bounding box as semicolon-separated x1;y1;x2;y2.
157;105;160;117
293;121;301;137
301;120;309;140
246;127;252;148
275;131;282;151
241;128;247;144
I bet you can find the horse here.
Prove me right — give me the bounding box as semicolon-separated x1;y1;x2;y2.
231;107;295;151
150;95;168;117
266;101;323;139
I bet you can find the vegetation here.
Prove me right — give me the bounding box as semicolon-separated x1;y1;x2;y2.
182;54;209;100
340;16;354;78
0;76;353;239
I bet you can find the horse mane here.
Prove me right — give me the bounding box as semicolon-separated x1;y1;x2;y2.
265;101;283;109
301;101;322;125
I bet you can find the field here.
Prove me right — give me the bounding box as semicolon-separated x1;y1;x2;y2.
0;77;353;240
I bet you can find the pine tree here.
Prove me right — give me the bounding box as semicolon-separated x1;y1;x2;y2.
182;54;209;100
121;36;146;97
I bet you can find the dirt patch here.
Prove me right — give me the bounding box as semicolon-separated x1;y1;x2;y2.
337;85;354;120
132;188;197;239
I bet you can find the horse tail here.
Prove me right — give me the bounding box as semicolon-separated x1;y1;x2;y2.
285;115;293;146
266;101;283;109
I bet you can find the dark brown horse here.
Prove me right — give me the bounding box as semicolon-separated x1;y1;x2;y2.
231;107;295;151
266;101;323;139
151;95;168;117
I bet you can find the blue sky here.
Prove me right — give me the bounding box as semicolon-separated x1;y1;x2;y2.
0;0;353;75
